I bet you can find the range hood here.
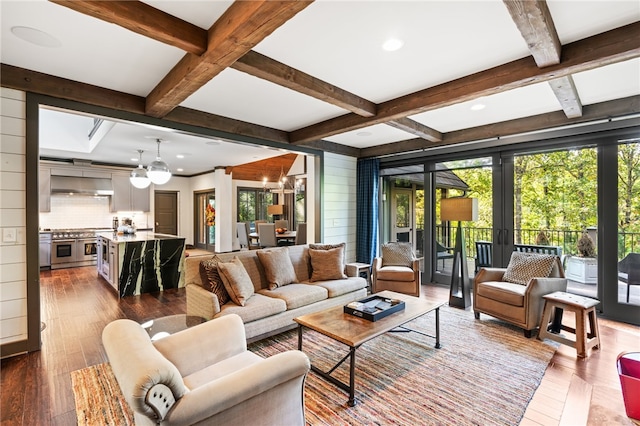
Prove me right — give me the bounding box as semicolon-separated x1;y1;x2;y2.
50;175;114;196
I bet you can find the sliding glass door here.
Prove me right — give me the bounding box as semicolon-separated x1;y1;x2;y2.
414;130;639;324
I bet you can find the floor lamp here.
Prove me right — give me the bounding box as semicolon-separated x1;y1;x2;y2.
440;197;478;309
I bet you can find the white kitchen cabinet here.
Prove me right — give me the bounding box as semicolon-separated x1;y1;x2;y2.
39;166;51;212
111;173;150;212
50;167;83;177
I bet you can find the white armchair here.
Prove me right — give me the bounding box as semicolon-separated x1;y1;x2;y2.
102;314;310;426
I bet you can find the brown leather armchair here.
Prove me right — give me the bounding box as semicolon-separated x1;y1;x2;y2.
473;254;566;337
372;242;421;297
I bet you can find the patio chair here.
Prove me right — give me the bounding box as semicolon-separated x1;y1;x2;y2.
475;240;493;272
618;253;640;303
436;241;454;268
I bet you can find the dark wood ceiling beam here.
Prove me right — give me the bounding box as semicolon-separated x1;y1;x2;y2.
548;75;583;118
145;0;313;118
0;64;290;145
360;95;640;158
290;22;640;144
504;1;583;118
164;106;289;144
232;50;377;117
0;63;146;114
503;0;561;66
386;118;442;142
49;0;208;55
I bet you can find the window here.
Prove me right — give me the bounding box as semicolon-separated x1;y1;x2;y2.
237;188;274;230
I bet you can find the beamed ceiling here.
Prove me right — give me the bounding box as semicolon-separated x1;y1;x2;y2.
1;0;639;176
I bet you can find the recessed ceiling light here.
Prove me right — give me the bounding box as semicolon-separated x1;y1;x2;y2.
176;154;185;159
470;103;486;111
131;157;139;162
382;38;404;52
357;131;373;137
176;168;184;172
11;26;61;48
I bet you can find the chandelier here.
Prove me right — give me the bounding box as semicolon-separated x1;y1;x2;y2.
263;167;301;195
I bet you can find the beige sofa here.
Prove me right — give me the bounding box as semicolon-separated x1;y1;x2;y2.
185;244;368;342
103;314;310;426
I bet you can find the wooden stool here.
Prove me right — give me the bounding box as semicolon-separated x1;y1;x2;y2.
538;291;601;358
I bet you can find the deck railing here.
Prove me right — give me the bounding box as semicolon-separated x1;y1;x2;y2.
433;226;640;260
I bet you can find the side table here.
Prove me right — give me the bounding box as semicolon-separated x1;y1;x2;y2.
538;291;601;358
346;262;371;291
141;314;206;341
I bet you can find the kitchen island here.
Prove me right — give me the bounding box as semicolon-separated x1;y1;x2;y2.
96;232;186;297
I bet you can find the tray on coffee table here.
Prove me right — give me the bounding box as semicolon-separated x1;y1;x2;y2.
344;295;405;321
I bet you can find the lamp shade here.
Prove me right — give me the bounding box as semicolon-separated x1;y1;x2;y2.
267;204;284;215
440;197;478;222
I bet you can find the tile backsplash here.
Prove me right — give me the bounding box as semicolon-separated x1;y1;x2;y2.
39;195;150;230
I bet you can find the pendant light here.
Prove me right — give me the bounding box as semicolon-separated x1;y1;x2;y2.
147;138;171;185
130;149;151;189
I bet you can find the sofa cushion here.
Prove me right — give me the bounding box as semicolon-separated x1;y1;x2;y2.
258;284;328;310
311;277;368;298
381;242;414;267
309;246;347;282
256;247;298;290
503;252;556;285
476;281;527;307
215;293;287;323
200;256;230;305
376;265;415;282
218;257;254;306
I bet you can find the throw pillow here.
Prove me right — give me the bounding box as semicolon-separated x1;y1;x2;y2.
381;242;414;267
217;257;254;306
503;252;556;285
256;247;298;290
200;256;230;305
309;246;347;282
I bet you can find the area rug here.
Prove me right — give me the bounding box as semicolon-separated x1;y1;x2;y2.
72;305;556;425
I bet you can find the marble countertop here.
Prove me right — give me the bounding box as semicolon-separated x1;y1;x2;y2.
96;231;184;243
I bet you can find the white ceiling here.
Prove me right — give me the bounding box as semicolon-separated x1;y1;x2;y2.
1;0;639;176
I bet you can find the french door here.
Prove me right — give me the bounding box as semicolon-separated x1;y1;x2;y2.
424;134;639;325
194;190;215;252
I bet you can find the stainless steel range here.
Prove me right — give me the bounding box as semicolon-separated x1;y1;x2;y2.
51;229;99;269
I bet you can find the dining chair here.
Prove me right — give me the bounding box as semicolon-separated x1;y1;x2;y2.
275;219;289;230
258;223;278;248
237;222;258;250
295;222;306;245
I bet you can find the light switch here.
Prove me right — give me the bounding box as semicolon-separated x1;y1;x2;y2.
3;228;17;243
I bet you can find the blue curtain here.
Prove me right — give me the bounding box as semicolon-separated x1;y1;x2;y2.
356;158;380;265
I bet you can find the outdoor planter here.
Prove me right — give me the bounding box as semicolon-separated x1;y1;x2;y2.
565;256;597;284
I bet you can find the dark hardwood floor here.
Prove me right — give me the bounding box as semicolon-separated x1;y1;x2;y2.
1;266;638;425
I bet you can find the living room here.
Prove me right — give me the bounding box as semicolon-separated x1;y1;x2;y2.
1;1;639;424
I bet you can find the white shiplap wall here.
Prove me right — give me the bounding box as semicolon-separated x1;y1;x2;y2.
323;152;357;263
0;88;28;345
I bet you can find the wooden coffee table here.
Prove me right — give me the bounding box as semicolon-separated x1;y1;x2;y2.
294;290;443;406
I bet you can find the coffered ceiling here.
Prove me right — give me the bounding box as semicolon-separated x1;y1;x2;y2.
1;0;639;176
